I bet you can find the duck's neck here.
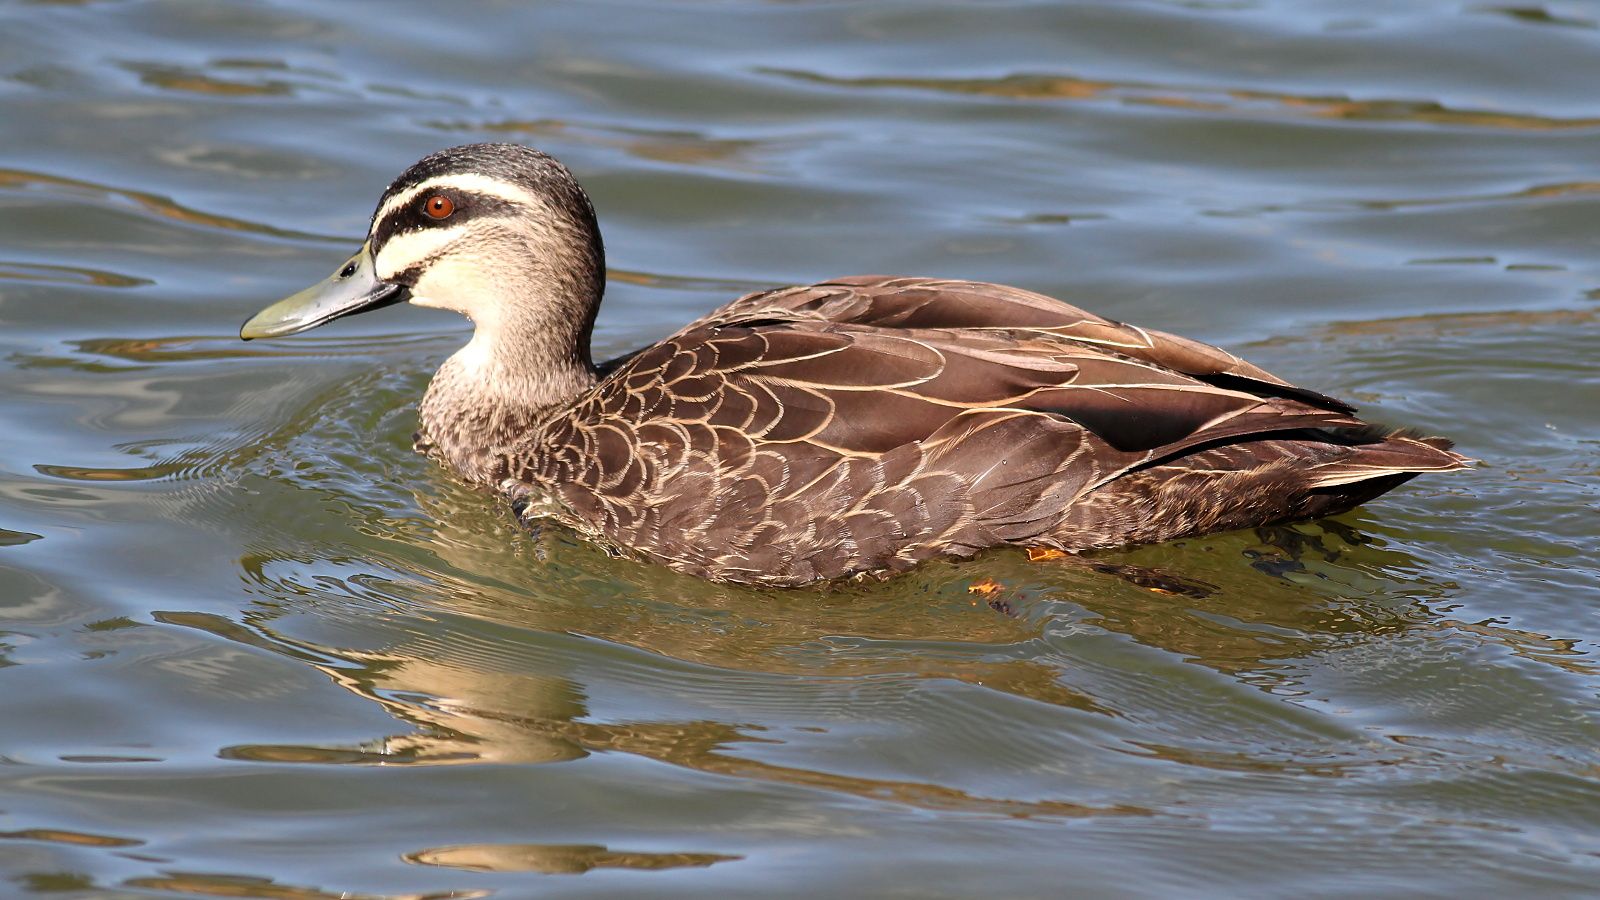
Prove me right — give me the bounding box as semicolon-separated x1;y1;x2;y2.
418;272;600;485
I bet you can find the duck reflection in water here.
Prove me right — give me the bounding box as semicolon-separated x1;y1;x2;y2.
161;468;1571;851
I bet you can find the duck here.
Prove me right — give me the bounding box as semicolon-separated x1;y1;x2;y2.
241;143;1467;587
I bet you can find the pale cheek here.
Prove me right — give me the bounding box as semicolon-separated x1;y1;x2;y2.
373;227;462;281
408;257;499;322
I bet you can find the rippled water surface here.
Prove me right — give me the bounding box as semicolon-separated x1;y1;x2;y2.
2;1;1598;897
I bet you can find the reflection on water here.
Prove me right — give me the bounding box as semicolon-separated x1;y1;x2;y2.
0;261;152;289
767;68;1600;130
0;829;142;850
184;542;1133;817
424;118;778;173
169;472;1549;820
0;167;343;244
405;842;738;875
122;872;479;900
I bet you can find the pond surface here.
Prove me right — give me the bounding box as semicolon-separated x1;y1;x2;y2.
1;1;1598;897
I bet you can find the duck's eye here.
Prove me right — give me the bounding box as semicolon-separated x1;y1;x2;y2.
424;195;455;220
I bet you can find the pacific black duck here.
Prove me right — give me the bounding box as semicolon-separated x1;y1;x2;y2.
242;143;1467;586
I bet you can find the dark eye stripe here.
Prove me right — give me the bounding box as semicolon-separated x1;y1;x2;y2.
369;190;514;258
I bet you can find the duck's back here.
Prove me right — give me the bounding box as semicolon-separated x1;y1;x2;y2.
499;277;1464;585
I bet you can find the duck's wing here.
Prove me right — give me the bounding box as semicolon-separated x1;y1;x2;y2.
516;308;1371;583
697;275;1355;413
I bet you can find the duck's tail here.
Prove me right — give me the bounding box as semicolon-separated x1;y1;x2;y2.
1033;426;1469;552
1306;428;1471;489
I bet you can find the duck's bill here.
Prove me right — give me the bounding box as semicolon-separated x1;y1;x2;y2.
240;242;409;340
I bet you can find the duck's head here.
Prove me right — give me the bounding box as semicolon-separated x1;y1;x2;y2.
241;143;605;347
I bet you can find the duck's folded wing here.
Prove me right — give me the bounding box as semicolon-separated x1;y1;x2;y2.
520;318;1365;571
705;275;1355;413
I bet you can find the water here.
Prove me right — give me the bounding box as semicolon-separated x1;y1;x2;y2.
1;0;1597;896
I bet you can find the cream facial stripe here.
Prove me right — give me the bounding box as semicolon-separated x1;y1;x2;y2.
374;173;543;224
372;225;468;280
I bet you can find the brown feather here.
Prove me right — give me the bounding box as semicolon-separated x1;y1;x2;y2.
418;276;1468;586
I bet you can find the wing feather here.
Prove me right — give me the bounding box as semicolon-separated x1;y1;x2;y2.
508;276;1456;584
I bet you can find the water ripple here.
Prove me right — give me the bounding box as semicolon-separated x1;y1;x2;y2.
0;261;151;288
0;167;343;243
765;68;1600;131
404;842;739;874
